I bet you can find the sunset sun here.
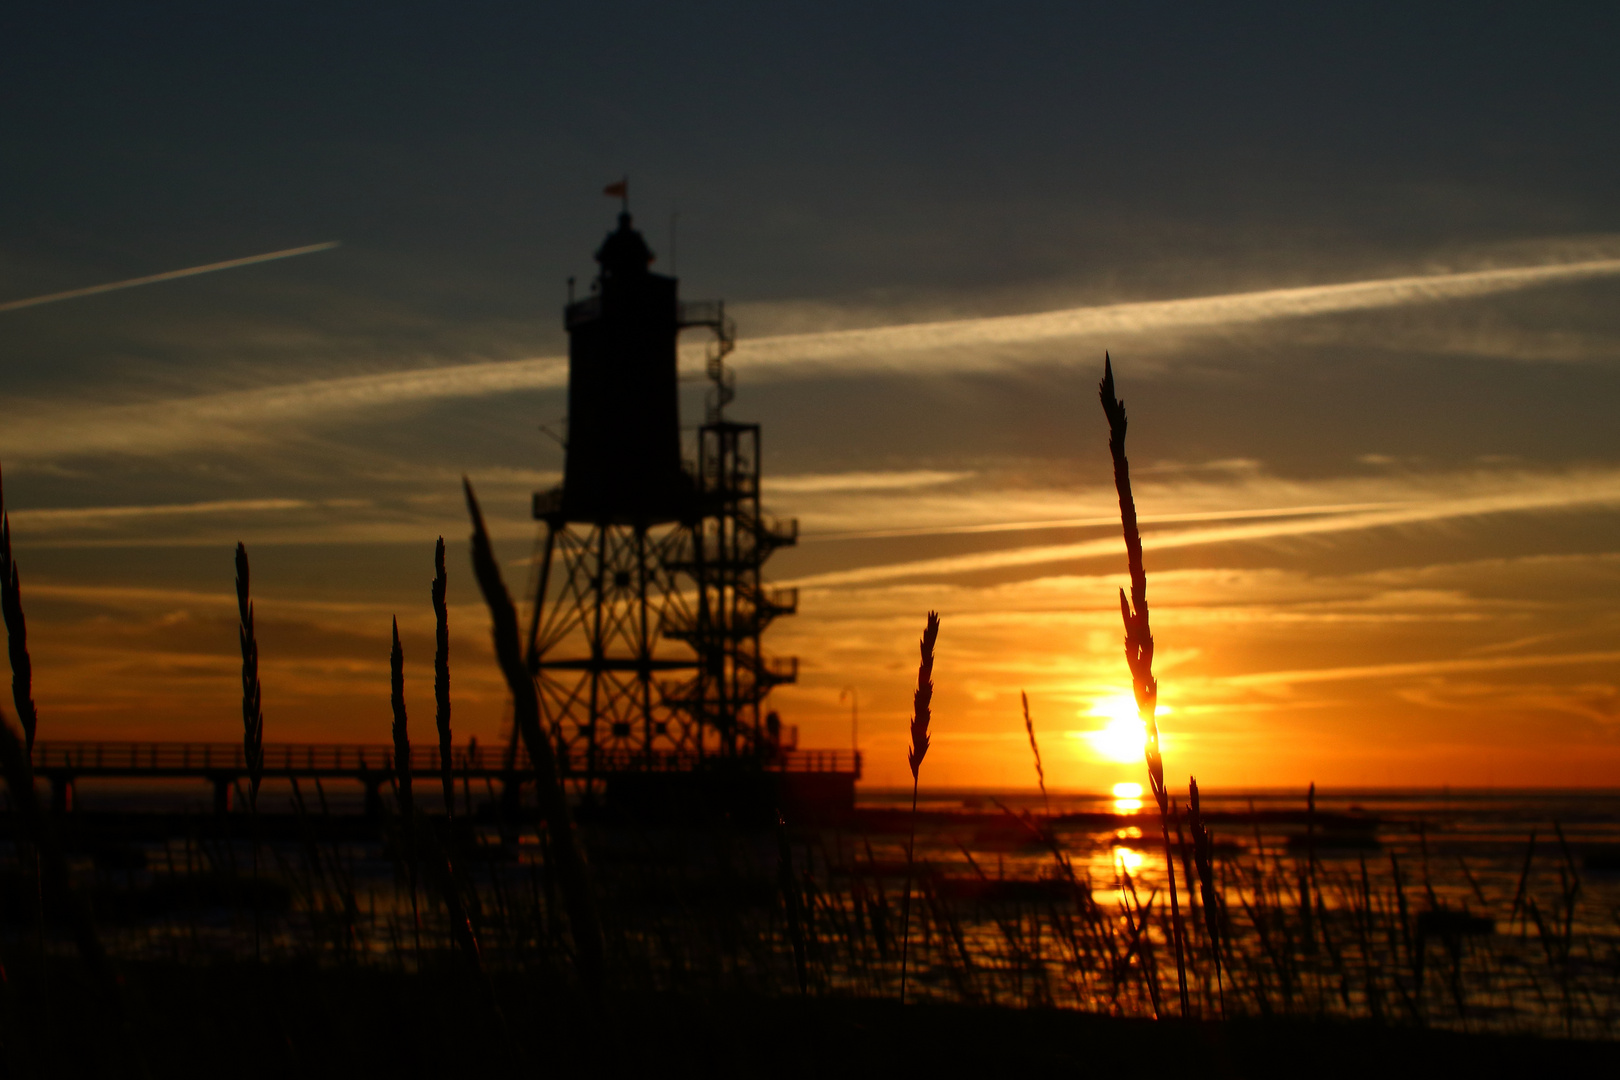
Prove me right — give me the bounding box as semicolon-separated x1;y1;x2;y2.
1074;692;1164;763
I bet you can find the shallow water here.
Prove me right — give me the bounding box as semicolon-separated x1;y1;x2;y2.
849;788;1620;1036
11;785;1620;1038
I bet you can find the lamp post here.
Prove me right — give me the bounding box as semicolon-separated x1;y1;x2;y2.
840;686;858;758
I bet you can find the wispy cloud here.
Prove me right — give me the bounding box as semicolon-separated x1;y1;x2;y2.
724;257;1620;374
1221;650;1620;688
803;500;1400;541
19;462;1620;556
0;357;570;461
786;467;1620;587
767;470;973;494
12;498;312;529
6;257;1618;464
21;580;484;620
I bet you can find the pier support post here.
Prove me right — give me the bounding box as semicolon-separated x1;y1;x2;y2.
212;776;232;816
49;776;74;814
363;777;384;819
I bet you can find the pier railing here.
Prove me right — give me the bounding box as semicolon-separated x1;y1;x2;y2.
30;741;860;779
31;740;496;776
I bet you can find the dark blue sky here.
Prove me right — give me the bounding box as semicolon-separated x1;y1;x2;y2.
6;3;1617;311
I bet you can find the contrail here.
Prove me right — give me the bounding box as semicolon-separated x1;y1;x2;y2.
721;257;1620;374
0;242;341;313
3;256;1618;461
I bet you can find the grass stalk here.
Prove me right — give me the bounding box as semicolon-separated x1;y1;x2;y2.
425;538;486;972
1188;778;1225;1016
0;475;46;991
1020;691;1048;816
0;710;118;1004
776;813;808;993
390;617;421;963
1099;354;1190;1017
432;537;455;819
463;478;603;993
235;543;265;960
1510;829;1536;936
899;610;939;1005
0;479;38;757
1300;782;1316;955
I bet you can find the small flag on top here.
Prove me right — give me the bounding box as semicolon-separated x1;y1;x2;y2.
603;178;628;199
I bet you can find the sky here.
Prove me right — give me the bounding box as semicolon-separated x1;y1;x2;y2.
3;3;1619;792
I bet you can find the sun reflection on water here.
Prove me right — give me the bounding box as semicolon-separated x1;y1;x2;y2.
1112;781;1143;813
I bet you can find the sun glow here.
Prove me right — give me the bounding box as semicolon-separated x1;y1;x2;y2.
1071;692;1168;764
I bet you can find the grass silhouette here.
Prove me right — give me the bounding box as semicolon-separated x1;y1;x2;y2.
464;477;603;994
0;472;38;757
235;542;265;961
899;610;939;1005
1100;353;1191;1016
432;537;455;820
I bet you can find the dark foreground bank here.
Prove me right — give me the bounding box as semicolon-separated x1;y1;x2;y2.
0;963;1611;1078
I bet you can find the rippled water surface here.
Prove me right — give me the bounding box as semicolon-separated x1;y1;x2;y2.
14;785;1620;1039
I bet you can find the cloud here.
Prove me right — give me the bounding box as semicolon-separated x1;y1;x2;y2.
784;467;1620;587
19;461;1620;556
0;357;571;461
5;257;1618;464
1221;650;1620;688
767;470;973;494
723;257;1620;374
803;499;1400;541
11;498;312;530
22;581;499;625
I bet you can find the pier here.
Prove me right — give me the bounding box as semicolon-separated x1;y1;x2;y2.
30;740;861;818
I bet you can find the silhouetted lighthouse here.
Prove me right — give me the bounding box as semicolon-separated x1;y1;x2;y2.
558;212;690;524
518;202;855;821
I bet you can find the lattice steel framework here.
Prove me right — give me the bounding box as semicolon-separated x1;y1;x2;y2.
522;428;800;776
524;521;697;775
664;421;799;760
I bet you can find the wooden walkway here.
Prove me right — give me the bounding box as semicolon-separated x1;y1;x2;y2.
29;740;861;813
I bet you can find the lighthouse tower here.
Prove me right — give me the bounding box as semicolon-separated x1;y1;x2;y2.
521;209;808;791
